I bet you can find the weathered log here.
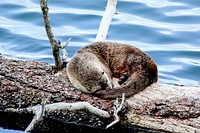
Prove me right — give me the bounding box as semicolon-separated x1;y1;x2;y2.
126;83;200;132
0;58;199;132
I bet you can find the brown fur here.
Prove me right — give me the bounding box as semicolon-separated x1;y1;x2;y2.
67;42;158;99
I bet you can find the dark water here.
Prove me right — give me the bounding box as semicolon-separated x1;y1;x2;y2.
0;0;200;132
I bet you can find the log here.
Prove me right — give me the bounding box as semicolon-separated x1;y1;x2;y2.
0;58;199;132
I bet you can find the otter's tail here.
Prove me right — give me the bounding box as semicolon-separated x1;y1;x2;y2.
95;59;158;99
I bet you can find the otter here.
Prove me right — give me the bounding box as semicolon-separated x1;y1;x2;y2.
67;42;158;99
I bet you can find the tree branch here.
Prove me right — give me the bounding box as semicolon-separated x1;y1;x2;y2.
23;94;51;133
40;0;69;71
95;0;118;42
6;101;110;132
106;93;125;129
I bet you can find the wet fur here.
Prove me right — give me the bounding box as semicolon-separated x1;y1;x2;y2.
67;42;158;99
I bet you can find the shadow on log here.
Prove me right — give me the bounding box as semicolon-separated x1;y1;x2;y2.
1;58;200;132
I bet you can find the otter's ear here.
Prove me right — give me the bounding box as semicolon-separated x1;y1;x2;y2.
101;71;104;75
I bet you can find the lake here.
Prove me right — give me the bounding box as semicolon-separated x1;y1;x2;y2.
0;0;200;132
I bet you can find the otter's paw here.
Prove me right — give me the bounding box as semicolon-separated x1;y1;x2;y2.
118;72;129;85
94;89;120;99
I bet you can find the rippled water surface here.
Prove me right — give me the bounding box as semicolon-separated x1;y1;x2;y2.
0;0;200;132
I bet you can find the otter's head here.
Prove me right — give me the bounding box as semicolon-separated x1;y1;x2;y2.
79;64;113;93
67;52;113;94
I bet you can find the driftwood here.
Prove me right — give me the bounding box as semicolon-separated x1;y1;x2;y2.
0;58;200;132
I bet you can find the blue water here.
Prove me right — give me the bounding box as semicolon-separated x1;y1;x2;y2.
0;0;200;132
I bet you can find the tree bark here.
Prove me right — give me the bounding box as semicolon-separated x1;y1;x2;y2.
0;58;199;132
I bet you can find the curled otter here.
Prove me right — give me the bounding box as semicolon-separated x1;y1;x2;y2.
67;42;158;99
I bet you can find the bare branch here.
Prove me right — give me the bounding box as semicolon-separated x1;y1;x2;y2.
62;37;72;49
24;94;51;133
45;102;110;118
6;101;110;132
59;37;71;67
106;93;125;129
40;0;63;70
95;0;118;42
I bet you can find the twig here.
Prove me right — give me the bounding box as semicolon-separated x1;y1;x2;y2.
106;93;125;129
59;37;71;67
62;37;71;49
24;94;51;133
95;0;118;42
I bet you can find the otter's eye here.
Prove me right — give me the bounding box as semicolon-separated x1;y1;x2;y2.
101;72;104;75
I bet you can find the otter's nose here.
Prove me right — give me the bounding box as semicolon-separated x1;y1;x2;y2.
100;83;107;90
